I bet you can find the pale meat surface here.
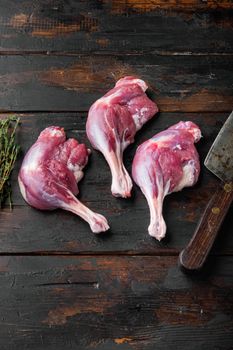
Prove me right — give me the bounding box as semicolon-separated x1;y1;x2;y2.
18;126;109;233
86;76;158;198
132;121;201;240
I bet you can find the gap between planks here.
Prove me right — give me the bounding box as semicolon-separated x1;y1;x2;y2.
0;51;233;57
0;251;232;257
0;110;231;115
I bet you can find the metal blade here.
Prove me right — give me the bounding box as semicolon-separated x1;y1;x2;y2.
204;111;233;183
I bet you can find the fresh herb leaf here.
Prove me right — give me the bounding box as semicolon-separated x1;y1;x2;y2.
0;116;20;209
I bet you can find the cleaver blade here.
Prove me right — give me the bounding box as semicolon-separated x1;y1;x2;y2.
204;111;233;183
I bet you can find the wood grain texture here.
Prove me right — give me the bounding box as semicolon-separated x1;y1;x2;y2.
0;1;232;348
0;255;232;350
0;0;232;53
0;112;232;254
0;55;232;112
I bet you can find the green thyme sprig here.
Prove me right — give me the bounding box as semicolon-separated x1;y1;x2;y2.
0;116;20;209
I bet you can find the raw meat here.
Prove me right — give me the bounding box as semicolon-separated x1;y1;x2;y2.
18;126;109;233
86;76;158;198
132;121;201;240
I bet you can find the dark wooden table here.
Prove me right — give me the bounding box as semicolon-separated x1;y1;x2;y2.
0;1;233;349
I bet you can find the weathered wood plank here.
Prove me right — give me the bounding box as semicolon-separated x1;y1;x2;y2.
0;0;232;54
0;112;232;254
0;255;232;350
0;55;232;112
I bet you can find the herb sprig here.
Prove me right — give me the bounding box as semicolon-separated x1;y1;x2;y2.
0;116;20;209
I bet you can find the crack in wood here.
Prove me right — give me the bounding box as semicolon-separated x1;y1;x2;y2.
36;281;99;287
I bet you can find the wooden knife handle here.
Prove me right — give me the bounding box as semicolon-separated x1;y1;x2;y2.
179;182;233;271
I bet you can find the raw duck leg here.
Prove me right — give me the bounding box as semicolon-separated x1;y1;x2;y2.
132;121;201;240
18;126;109;233
86;76;158;198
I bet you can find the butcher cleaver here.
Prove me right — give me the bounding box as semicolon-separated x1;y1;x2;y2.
179;111;233;271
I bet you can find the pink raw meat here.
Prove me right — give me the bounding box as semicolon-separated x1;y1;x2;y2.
132;121;201;241
18;126;109;233
86;76;158;198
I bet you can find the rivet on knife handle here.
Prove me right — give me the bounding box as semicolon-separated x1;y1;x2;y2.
179;182;233;271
